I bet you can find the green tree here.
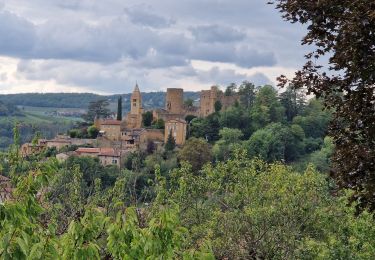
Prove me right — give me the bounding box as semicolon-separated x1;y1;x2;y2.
168;152;375;259
272;0;375;212
238;81;256;109
164;130;176;151
250;85;285;131
214;100;222;113
178;137;212;172
142;111;153;127
116;96;122;121
82;99;110;123
184;98;194;107
213;128;243;161
225;83;237;96
152;118;165;129
245;123;305;163
279;85;306;122
87;125;99;139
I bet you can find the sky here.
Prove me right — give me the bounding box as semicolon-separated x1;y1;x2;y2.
0;0;310;94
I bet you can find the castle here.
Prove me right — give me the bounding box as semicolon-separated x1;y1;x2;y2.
93;84;239;157
21;84;239;168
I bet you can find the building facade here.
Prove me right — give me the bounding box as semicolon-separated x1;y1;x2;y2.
165;119;187;146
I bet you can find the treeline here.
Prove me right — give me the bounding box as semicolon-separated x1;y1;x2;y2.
0;91;200;110
187;83;332;171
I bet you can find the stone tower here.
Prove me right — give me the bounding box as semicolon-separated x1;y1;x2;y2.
131;83;142;115
125;83;143;129
165;88;183;115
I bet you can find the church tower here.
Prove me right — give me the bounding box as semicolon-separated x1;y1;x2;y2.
125;83;143;129
131;83;142;115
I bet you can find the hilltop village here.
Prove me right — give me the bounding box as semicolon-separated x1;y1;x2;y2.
20;84;239;168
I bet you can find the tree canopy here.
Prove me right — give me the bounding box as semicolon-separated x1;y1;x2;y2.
271;0;375;211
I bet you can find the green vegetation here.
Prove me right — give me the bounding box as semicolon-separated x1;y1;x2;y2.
271;0;375;212
1;143;375;259
0;103;76;150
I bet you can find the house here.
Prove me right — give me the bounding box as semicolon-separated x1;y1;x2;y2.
75;147;121;167
99;119;122;141
165;119;187;146
98;148;121;167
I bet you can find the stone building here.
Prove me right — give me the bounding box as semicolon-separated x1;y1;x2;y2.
165;118;187;146
21;139;47;157
200;86;240;117
124;84;143;129
99;119;122;141
75;147;121;167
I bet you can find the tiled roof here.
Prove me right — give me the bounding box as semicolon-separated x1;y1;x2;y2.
76;148;100;154
99;148;120;157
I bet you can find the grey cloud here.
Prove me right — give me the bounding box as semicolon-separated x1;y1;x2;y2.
0;10;35;57
131;50;189;69
196;66;247;85
247;72;273;86
190;43;276;68
124;6;175;28
190;24;246;43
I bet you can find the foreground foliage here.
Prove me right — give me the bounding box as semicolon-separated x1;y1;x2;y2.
1;149;375;259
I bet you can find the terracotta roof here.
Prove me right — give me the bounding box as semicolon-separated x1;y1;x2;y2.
98;148;120;157
101;119;121;125
76;148;100;154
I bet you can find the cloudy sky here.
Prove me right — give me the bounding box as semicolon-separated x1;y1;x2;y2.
0;0;309;94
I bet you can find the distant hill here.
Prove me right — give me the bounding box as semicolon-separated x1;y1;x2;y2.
0;92;201;111
0;100;24;117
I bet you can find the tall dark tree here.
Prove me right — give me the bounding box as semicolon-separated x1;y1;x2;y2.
82;99;110;123
272;0;375;211
279;85;306;122
225;83;237;96
238;81;257;109
142;111;153;127
214;100;222;113
165;130;176;151
116;97;122;121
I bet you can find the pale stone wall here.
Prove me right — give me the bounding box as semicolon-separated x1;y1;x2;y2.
101;124;121;141
98;155;121;167
165;119;187;146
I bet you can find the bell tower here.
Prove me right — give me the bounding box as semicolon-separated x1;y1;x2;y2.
131;83;142;115
125;82;143;129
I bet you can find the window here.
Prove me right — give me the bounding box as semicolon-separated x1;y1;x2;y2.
112;159;117;164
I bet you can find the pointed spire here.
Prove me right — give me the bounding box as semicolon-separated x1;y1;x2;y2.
134;81;140;92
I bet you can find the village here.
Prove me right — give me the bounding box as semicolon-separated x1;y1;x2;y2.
18;84;239;169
